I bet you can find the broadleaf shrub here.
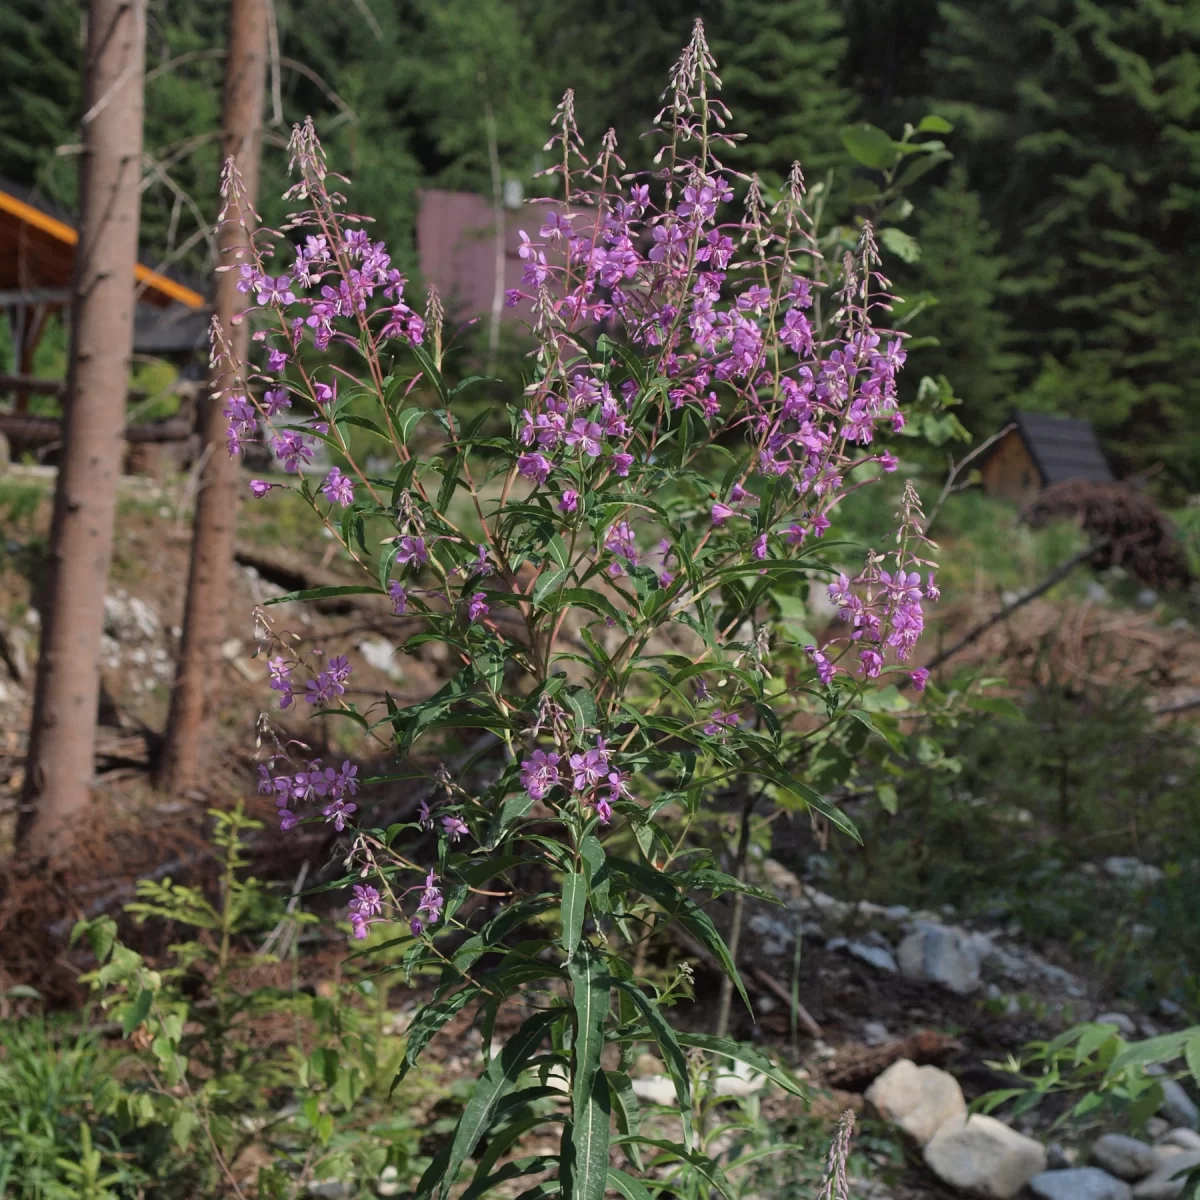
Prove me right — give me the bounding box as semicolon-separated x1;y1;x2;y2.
225;21;938;1194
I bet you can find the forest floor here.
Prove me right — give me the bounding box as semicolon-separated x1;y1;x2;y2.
1;463;1199;1197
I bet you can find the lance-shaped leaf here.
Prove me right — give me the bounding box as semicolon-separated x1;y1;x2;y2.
561;873;587;959
569;946;612;1200
418;1008;562;1200
392;985;481;1091
606;1169;656;1200
675;1033;809;1098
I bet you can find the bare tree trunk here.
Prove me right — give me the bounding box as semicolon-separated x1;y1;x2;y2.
157;0;266;794
20;0;146;856
483;97;505;377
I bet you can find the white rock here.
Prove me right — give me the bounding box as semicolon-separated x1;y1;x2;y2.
1157;1131;1200;1152
358;636;404;681
1096;1013;1138;1038
377;1165;403;1197
1132;1151;1200;1200
848;941;898;974
305;1182;352;1199
632;1074;679;1106
898;923;989;995
1104;857;1165;887
712;1058;766;1098
104;592;159;641
865;1058;966;1146
1031;1168;1132;1200
1092;1135;1160;1180
923;1114;1048;1199
1159;1082;1200;1130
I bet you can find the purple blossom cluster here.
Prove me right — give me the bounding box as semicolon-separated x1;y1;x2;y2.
258;756;359;832
265;654;353;711
519;735;630;825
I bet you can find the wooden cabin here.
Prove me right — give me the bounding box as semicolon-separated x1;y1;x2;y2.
979;411;1114;504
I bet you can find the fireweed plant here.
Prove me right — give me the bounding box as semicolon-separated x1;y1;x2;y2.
224;22;936;1199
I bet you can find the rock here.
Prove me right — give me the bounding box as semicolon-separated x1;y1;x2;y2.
762;857;804;898
1104;857;1165;887
924;1114;1047;1199
863;1021;891;1047
631;1075;678;1106
1157;1131;1200;1152
1159;1000;1184;1018
1031;1169;1132;1200
865;1058;966;1146
1159;1081;1199;1129
358;636;403;681
1146;1120;1170;1140
885;905;911;920
748;912;795;956
898;923;989;995
1048;1144;1077;1170
1096;1013;1139;1038
103;592;159;641
305;1182;352;1199
712;1058;766;1097
1092;1135;1160;1180
848;941;899;973
1132;1151;1200;1200
377;1165;402;1196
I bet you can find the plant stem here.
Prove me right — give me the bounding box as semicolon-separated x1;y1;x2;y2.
715;788;757;1038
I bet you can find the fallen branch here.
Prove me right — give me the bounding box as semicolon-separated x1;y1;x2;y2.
921;537;1112;677
0;411;193;446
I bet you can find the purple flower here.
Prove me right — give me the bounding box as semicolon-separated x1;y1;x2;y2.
321;466;355;507
518;452;552;485
349;884;382;940
267;348;289;372
418;798;433;830
753;534;768;561
703;710;740;737
323;796;358;831
711;502;735;526
250;479;272;499
858;648;883;678
271;430;315;474
396;535;428;568
612;452;633;477
910;667;930;692
558;489;579;514
806;645;837;686
570;740;611;791
306;655;351;706
388;580;407;615
262;388;290;417
411;869;444;936
268;656;294;708
256;275;296;307
467;592;490;623
441;815;469;843
565;419;604;458
520;749;561;800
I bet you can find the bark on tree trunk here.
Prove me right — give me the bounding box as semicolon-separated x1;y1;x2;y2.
20;0;146;856
157;0;267;794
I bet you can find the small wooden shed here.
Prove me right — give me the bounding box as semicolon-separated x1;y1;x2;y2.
979;411;1114;504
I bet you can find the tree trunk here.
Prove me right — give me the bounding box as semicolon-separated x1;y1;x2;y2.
20;0;146;855
157;0;266;794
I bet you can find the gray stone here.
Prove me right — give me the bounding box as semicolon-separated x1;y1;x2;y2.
1159;1081;1199;1130
1031;1169;1132;1200
1146;1120;1170;1140
103;591;159;641
1157;1131;1200;1152
1132;1151;1200;1200
898;923;989;995
848;940;899;974
865;1059;966;1147
862;1021;891;1047
1096;1013;1139;1038
1092;1135;1159;1180
923;1114;1048;1199
1104;857;1165;887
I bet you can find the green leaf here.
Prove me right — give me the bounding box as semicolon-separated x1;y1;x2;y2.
675;1033;808;1098
534;566;572;607
122;988;153;1037
1185;1033;1200;1087
677;908;752;1017
605;978;692;1148
607;1072;643;1172
1111;1032;1190;1075
392;986;481;1090
396;408;426;445
418;1009;561;1200
263;584;382;607
606;1169;656;1200
840;123;900;170
339;413;392;440
171;1107;199;1152
461;1157;558;1200
561;873;587;959
879;227;921;263
917;114;953;134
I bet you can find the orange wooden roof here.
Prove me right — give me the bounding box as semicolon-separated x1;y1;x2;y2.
0;186;205;310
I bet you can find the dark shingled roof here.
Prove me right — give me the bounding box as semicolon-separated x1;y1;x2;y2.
1012;411;1114;485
